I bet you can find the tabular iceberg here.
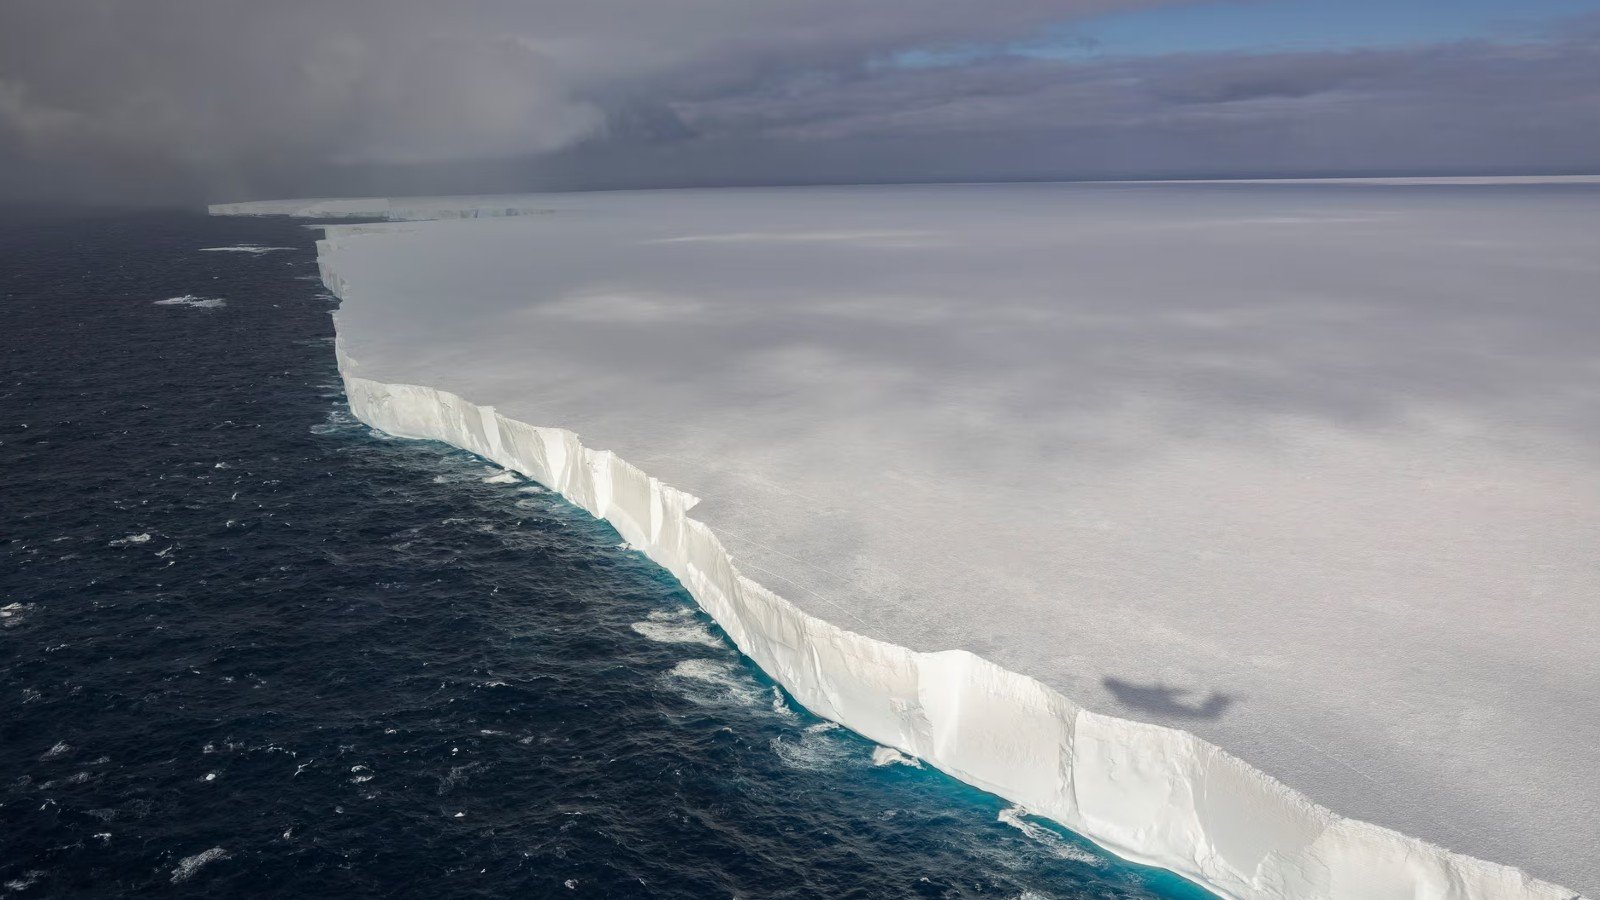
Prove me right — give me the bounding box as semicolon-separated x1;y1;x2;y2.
214;181;1598;899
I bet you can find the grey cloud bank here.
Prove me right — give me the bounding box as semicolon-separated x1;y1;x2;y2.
2;0;1598;205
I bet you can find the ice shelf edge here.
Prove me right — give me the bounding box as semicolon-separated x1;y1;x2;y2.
315;236;1580;900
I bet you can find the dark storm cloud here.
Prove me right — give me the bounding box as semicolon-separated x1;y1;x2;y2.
1;1;1597;205
621;25;1600;184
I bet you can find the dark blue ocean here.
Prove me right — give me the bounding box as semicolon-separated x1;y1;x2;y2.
0;210;1212;899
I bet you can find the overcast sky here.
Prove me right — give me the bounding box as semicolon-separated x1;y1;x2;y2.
2;0;1597;205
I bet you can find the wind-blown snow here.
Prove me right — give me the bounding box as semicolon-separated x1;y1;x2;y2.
215;182;1598;898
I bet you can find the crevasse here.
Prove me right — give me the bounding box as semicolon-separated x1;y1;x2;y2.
317;240;1578;900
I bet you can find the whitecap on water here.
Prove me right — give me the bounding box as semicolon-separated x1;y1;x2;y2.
664;659;764;708
770;722;850;772
3;872;45;892
310;409;356;434
631;608;724;649
154;295;226;308
997;806;1101;865
198;245;292;254
170;847;229;883
871;746;923;768
770;686;800;721
40;740;72;760
109;533;151;546
1;601;35;628
481;471;519;484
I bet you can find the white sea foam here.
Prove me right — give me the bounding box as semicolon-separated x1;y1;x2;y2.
871;745;922;768
664;659;763;708
109;533;151;546
170;847;229;883
481;471;519;484
40;740;71;760
998;806;1103;866
198;245;292;254
3;872;45;892
771;722;849;771
631;609;724;648
154;295;226;308
770;686;800;721
1;602;35;628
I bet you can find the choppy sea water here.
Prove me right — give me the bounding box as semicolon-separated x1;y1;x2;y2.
0;210;1212;899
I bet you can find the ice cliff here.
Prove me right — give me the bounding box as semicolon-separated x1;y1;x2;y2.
333;358;1578;900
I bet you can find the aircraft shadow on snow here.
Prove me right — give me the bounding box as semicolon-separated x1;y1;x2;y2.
1101;676;1235;720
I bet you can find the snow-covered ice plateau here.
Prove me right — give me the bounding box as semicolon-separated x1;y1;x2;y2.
213;181;1599;899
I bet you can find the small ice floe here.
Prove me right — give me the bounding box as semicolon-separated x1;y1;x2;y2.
871;746;922;768
997;806;1101;865
202;772;217;782
108;533;151;546
630;608;723;649
198;245;291;254
154;295;226;308
170;847;229;883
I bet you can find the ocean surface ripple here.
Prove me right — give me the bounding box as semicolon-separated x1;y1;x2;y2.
0;211;1210;898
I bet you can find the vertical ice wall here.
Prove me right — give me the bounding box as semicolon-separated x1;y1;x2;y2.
329;313;1581;900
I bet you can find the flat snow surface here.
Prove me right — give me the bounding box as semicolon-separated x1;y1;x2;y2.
301;183;1593;891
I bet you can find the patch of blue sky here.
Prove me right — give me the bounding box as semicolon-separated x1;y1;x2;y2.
884;0;1600;68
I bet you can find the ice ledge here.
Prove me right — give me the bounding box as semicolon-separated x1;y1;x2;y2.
329;340;1579;900
208;196;556;221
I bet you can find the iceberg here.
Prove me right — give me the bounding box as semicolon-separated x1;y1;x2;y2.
214;181;1598;898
